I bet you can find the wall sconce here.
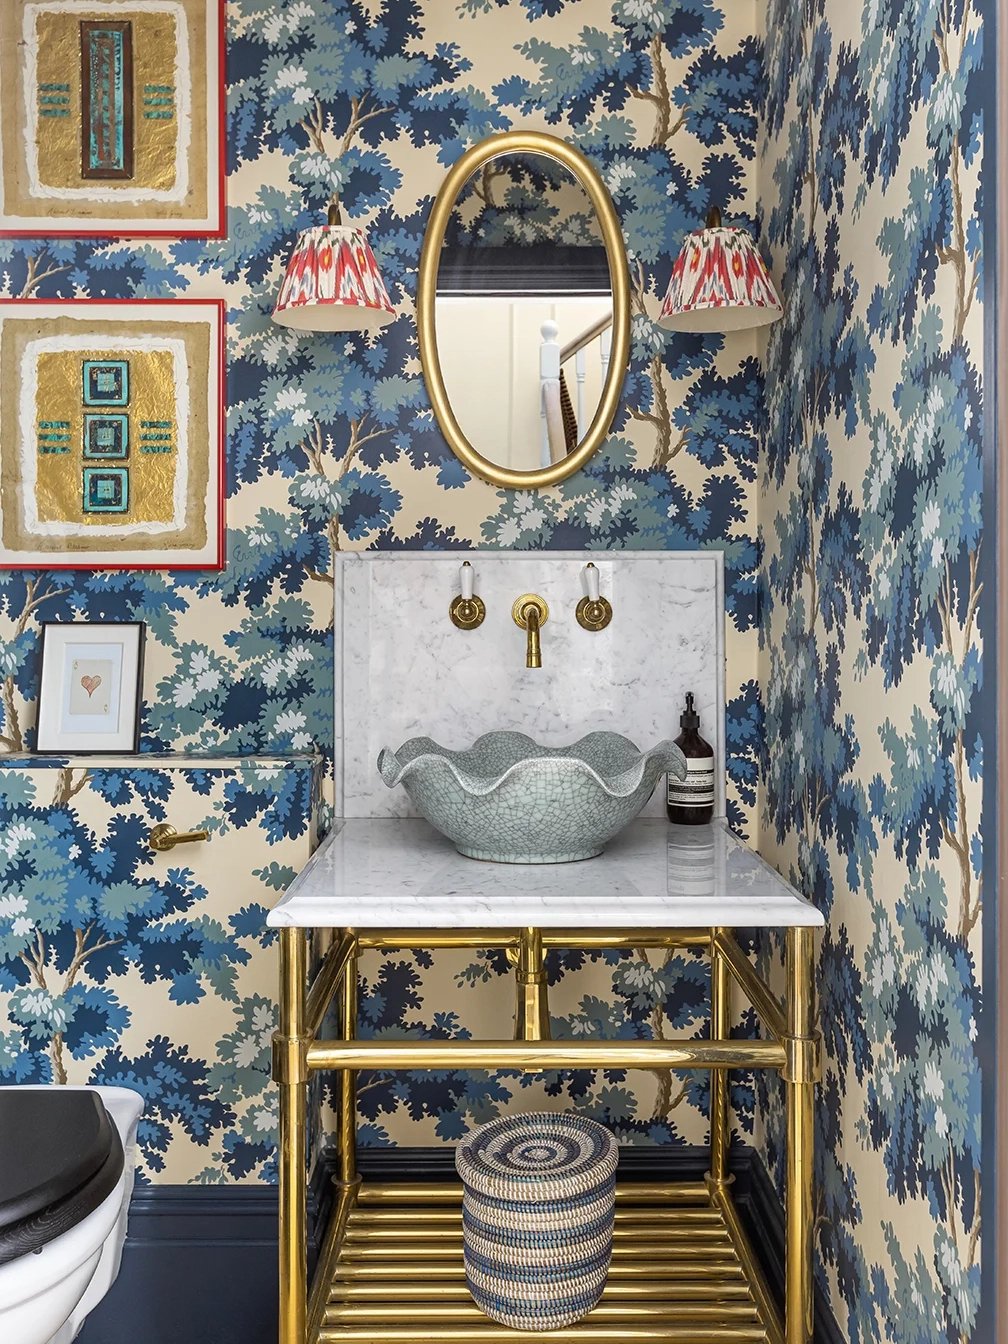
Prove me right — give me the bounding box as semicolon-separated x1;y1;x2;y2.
657;207;782;333
272;200;395;334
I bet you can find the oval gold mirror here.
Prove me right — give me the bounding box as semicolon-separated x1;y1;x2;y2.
417;131;630;490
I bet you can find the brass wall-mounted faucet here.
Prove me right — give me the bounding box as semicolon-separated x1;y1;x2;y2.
511;594;549;668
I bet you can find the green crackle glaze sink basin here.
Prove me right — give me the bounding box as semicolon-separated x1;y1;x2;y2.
377;730;687;864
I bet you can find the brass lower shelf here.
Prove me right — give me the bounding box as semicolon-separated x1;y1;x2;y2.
309;1181;784;1344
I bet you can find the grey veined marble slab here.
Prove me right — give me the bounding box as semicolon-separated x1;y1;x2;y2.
267;818;824;930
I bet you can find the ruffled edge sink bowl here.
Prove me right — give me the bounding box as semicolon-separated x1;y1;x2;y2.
377;730;687;864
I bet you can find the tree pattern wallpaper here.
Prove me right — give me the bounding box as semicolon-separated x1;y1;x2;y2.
758;0;986;1340
0;0;993;1339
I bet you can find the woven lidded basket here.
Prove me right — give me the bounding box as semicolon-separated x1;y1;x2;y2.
455;1112;619;1332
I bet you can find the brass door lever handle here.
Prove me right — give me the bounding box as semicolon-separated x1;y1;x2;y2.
148;823;210;853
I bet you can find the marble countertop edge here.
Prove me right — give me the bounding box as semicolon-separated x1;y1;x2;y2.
267;817;824;931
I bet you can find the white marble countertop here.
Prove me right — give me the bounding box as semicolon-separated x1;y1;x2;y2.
267;818;823;930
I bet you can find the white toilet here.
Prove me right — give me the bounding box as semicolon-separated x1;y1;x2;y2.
0;1085;144;1344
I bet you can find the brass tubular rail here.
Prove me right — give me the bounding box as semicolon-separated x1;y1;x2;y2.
306;1037;785;1073
352;929;710;951
515;925;550;1040
331;1259;748;1283
306;1181;356;1344
714;930;787;1041
277;928;307;1344
712;1181;785;1344
324;1301;761;1324
785;927;816;1344
339;1240;739;1263
356;930;522;950
318;1326;769;1342
342;1224;732;1245
709;927;730;1186
339;938;359;1185
355;1181;711;1205
305;933;356;1040
333;1279;758;1300
332;1281;754;1302
541;930;710;950
350;1206;722;1225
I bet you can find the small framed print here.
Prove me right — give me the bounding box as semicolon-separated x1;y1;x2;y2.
36;621;145;753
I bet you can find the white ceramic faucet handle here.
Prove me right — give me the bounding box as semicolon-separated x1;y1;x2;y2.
584;563;600;602
461;562;474;600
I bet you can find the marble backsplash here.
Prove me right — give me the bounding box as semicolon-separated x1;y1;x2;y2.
335;551;725;819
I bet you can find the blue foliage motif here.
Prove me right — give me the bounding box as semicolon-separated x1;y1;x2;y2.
760;0;985;1337
0;0;768;1177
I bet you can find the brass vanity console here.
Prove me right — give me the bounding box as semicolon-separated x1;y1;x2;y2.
273;921;820;1344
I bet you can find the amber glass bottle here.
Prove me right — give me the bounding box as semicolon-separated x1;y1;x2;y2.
666;692;715;824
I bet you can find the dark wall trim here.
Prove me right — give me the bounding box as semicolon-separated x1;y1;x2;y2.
77;1168;333;1344
80;1146;840;1344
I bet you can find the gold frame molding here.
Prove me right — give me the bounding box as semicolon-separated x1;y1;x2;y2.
417;130;631;491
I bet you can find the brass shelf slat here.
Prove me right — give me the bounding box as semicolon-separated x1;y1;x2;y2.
339;1241;740;1263
319;1326;769;1342
330;1281;755;1302
356;1181;711;1206
332;1260;748;1283
354;1182;709;1214
342;1224;733;1244
310;1187;780;1344
349;1205;724;1225
325;1301;761;1324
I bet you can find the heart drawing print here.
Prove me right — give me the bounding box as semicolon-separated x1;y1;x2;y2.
80;675;102;698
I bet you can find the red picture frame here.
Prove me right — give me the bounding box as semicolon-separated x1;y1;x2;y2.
0;0;226;239
0;297;226;571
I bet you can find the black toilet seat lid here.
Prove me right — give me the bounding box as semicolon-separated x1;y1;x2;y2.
0;1089;118;1230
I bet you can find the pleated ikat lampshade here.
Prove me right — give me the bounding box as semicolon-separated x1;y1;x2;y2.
658;208;783;333
273;205;395;333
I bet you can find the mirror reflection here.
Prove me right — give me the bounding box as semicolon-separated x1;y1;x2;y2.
434;152;614;475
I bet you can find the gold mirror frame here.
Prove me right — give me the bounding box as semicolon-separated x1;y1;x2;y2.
417;131;631;491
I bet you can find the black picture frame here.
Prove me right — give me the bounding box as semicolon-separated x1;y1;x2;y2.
35;621;146;755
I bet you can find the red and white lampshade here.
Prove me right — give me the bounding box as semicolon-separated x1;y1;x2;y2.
273;212;395;333
658;208;782;332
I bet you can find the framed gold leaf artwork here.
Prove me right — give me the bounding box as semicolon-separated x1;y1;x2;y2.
0;0;225;237
0;298;224;569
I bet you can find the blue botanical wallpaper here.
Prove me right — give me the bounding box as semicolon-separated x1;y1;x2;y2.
0;4;994;1339
0;759;316;1183
759;0;986;1340
0;0;765;1170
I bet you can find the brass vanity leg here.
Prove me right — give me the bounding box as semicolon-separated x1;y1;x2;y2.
709;927;730;1187
514;926;551;1040
785;927;816;1344
339;935;359;1186
276;928;308;1344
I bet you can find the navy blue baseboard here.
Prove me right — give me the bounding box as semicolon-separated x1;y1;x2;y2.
78;1145;842;1344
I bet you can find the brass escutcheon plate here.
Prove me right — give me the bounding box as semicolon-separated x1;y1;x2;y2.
511;593;549;627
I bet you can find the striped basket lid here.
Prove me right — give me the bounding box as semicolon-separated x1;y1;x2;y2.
456;1113;618;1202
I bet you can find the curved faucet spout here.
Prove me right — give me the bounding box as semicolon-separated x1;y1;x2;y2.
524;604;542;668
511;594;549;670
